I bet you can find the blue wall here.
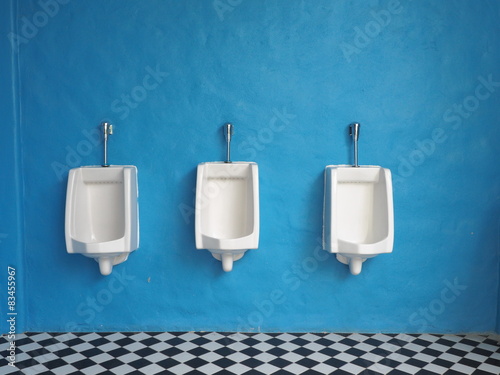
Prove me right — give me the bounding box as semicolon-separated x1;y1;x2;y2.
0;0;26;335
3;0;500;333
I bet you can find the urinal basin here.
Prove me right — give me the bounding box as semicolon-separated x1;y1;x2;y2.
323;165;394;275
195;162;259;271
65;165;139;275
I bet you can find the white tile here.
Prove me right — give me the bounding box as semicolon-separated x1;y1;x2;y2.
423;363;449;374
277;341;299;351
116;352;141;363
334;351;357;362
312;363;338;374
167;363;194;375
139;364;165;374
198;351;223;363
97;342;119;352
144;352;168;363
23;364;51;375
275;333;299;342
366;363;394;375
307;351;331;363
395;363;421;374
254;363;281;374
197;363;223;375
80;364;108;375
226;352;250;363
253;352;277;363
304;342;326;352
175;341;198;351
225;363;252;375
149;341;171;352
60;352;86;364
109;364;137;375
171;352;195;363
450;363;476;375
90;352;114;363
339;362;366;374
123;342;146;352
283;363;308;374
51;364;78;375
478;362;500;374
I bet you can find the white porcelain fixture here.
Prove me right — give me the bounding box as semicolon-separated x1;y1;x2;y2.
323;165;394;275
195;161;259;272
195;124;260;272
65;165;139;275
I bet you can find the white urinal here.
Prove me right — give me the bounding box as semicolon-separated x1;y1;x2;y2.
195;124;259;272
65;165;139;275
322;123;394;275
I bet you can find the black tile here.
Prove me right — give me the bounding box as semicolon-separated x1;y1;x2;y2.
214;346;237;356
213;357;237;369
128;358;154;369
318;347;341;357
191;336;211;346
269;357;293;368
241;357;266;368
187;346;209;356
43;358;68;369
291;346;314;356
346;347;367;357
100;358;126;369
296;357;321;368
72;358;98;370
165;337;186;346
139;337;161;346
240;347;262;357
107;347;130;357
80;347;104;357
406;357;428;368
323;357;347;368
89;337;111;347
267;346;288;357
156;358;182;369
160;346;183;356
135;347;156;357
184;357;209;368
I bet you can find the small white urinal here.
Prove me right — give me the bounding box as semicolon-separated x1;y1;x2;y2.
65;165;139;275
322;123;394;275
65;122;139;276
195;124;260;272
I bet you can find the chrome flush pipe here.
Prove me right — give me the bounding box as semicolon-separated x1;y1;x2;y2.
349;122;360;167
224;123;234;163
102;122;113;167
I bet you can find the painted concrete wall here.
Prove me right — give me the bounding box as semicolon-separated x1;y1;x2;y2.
3;0;500;333
0;0;26;335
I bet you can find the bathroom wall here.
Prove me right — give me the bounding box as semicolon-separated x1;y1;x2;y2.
0;0;26;335
3;0;500;333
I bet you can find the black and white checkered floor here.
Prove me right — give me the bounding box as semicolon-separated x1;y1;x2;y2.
1;332;499;375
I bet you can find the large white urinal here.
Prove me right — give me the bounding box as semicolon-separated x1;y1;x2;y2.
323;123;394;275
195;124;260;272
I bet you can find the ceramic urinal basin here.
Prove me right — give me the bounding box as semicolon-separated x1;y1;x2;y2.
323;165;394;275
65;166;139;275
195;162;259;272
